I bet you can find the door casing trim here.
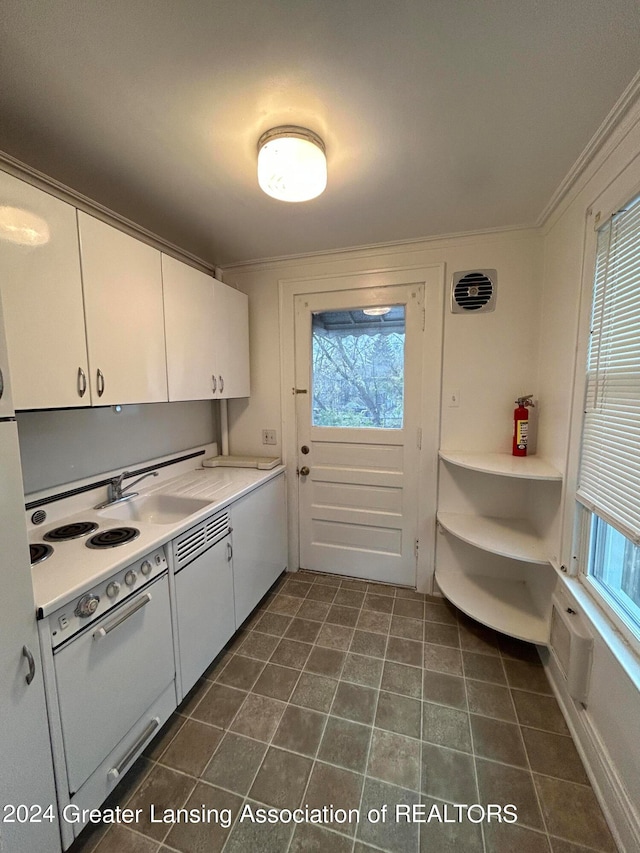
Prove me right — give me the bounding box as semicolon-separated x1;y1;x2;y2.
279;263;445;593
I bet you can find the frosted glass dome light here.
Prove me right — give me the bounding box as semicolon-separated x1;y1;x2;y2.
257;126;327;202
362;306;391;316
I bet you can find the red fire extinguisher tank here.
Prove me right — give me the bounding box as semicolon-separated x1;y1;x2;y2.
513;395;535;456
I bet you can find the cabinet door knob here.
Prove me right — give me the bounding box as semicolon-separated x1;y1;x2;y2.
97;369;105;397
77;367;87;398
0;366;4;400
212;374;217;393
219;375;224;393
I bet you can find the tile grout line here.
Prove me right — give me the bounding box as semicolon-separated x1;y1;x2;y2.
75;571;610;853
502;648;554;849
291;574;369;853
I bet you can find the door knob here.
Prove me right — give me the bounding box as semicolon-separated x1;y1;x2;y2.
299;466;310;476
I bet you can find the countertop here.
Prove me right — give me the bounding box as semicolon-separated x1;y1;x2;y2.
31;464;285;617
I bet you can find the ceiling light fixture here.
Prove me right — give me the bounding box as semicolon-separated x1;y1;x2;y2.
257;126;327;202
362;306;391;316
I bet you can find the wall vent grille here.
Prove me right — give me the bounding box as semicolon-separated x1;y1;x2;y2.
550;596;593;705
451;269;497;313
174;511;230;571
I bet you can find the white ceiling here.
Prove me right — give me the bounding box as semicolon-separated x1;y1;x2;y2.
1;1;639;267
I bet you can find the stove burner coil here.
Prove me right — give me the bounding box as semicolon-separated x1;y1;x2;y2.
44;521;99;542
86;527;140;549
30;543;54;565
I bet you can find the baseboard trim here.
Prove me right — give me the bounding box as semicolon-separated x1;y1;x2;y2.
543;653;640;853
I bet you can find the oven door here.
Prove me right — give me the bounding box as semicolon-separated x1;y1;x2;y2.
53;573;174;794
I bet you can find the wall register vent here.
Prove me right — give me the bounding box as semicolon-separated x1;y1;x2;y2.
451;269;497;313
549;594;593;705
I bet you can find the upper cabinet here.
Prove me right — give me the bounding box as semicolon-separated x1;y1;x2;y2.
0;171;91;409
162;254;217;401
162;254;249;401
213;278;250;398
1;172;249;409
0;290;15;418
78;212;168;405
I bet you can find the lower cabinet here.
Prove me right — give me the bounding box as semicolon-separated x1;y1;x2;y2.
230;472;288;626
171;474;287;701
171;510;236;699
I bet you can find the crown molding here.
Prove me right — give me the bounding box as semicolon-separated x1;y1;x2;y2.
0;150;214;275
221;224;539;275
537;70;640;230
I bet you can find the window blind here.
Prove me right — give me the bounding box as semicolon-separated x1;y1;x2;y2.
577;194;640;544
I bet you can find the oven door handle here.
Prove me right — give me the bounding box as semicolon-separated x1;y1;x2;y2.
107;716;160;783
93;593;152;640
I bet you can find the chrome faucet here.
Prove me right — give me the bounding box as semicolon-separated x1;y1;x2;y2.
94;470;159;509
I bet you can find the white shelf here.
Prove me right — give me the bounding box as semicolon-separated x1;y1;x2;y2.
436;567;549;644
437;512;550;564
439;451;562;481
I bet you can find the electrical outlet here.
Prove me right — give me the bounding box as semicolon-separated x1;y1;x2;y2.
262;429;277;445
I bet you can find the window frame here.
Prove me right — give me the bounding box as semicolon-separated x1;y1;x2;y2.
582;509;640;647
570;183;640;659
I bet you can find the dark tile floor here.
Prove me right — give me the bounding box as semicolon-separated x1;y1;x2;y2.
71;571;618;853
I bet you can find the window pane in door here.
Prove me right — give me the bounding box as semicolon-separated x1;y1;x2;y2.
311;306;405;428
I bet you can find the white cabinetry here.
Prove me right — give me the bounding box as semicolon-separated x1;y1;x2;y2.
162;259;250;402
162;254;216;401
230;472;287;625
213;278;250;399
0;171;90;409
0;172;249;409
0;296;60;853
172;511;236;699
435;452;561;643
78;212;168;405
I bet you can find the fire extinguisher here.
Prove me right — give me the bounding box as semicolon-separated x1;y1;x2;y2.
512;394;535;457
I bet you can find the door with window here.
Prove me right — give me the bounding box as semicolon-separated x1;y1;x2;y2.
294;284;425;585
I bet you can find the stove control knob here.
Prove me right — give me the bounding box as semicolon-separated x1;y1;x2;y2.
74;594;100;618
140;560;152;576
106;581;120;598
124;570;137;587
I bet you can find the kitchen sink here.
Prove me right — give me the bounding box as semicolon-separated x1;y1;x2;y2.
98;494;211;525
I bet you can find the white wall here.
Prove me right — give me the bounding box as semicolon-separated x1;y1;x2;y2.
223;97;640;850
224;229;544;599
224;228;543;459
537;100;640;853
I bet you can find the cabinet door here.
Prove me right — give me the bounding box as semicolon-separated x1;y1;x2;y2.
78;212;168;405
162;255;216;401
175;538;235;696
0;289;14;418
0;422;60;853
231;474;287;625
212;280;250;398
0;171;90;408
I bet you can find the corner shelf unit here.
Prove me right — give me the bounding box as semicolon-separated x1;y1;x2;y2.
435;451;562;645
438;451;563;481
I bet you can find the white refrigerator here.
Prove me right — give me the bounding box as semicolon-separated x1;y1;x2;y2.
0;293;60;852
